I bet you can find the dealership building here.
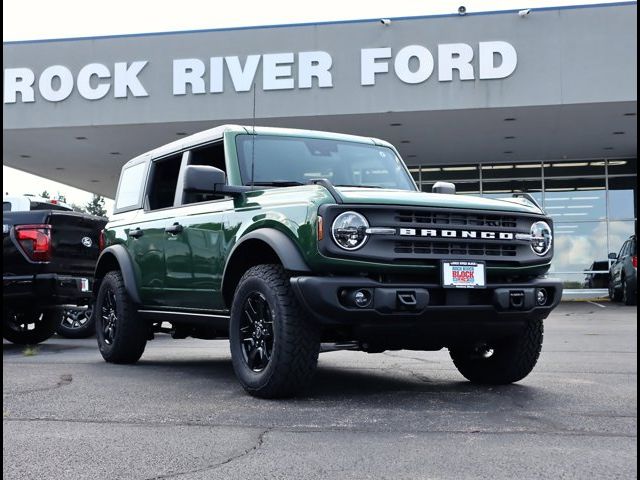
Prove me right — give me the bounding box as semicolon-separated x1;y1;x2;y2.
3;2;637;287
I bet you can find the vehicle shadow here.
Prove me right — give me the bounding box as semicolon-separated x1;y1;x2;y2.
134;355;539;405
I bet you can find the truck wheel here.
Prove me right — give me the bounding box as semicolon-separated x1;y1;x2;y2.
95;271;147;364
229;264;320;398
449;318;543;385
622;278;636;306
2;309;60;345
56;304;95;339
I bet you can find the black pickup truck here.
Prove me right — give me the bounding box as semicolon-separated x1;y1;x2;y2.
3;196;107;344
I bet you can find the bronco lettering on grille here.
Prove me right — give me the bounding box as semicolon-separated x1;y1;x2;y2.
398;229;515;240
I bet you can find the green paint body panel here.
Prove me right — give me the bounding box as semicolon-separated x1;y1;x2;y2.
105;126;552;310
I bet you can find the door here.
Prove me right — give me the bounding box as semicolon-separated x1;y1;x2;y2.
132;152;185;307
162;140;231;310
163;201;230;309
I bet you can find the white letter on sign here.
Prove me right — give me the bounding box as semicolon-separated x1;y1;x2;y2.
298;51;333;89
225;55;260;92
479;41;517;79
263;53;295;90
361;48;392;85
438;43;474;81
114;61;149;98
394;45;434;84
39;65;74;102
173;59;205;95
77;63;111;100
4;68;35;103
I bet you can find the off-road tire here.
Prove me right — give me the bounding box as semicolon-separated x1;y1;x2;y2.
2;309;60;345
95;271;147;364
449;318;544;384
229;264;320;398
622;277;636;306
56;304;95;339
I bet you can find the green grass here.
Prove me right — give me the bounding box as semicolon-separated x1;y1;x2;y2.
22;346;39;356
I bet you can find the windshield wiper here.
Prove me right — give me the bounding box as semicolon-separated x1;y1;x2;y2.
334;184;383;189
250;181;305;187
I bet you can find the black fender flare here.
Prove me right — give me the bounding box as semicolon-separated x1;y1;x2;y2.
221;228;311;298
94;245;142;305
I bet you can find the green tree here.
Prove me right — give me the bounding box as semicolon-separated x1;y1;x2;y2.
70;203;87;213
85;194;107;217
40;190;50;199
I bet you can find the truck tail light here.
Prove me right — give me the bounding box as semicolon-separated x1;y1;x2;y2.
633;255;637;269
99;229;106;251
15;224;52;262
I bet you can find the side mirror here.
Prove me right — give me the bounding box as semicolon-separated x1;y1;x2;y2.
608;252;618;260
432;181;456;195
183;165;248;198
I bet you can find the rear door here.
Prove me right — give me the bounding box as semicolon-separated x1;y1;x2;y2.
131;152;186;307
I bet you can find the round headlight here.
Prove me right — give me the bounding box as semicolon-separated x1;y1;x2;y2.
530;221;553;256
331;211;369;250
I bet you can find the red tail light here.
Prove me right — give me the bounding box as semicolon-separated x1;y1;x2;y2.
99;229;106;251
15;224;52;262
633;256;637;269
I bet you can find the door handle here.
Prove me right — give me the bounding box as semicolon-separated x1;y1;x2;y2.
165;223;184;234
128;228;144;238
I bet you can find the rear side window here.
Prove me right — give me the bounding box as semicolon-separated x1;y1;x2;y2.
115;162;147;211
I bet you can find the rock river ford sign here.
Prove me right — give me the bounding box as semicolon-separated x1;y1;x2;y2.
4;42;517;103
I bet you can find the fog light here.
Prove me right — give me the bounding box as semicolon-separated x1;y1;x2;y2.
353;289;372;308
536;288;547;306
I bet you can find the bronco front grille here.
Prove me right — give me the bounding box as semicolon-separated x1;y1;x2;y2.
395;209;518;228
394;241;518;257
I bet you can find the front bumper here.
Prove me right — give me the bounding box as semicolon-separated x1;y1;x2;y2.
291;275;563;326
3;274;93;308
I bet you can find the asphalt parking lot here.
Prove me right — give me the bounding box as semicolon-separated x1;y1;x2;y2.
3;302;637;480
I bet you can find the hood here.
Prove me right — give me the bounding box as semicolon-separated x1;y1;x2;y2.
335;187;543;215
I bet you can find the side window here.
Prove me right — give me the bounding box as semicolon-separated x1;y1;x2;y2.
148;154;183;210
189;142;226;172
3;202;11;211
182;142;226;205
619;241;628;258
115;162;147;211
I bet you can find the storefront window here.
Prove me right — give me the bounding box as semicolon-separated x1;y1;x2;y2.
549;222;608;274
543;179;606;222
608;176;637;220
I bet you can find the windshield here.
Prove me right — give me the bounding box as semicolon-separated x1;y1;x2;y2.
235;134;416;191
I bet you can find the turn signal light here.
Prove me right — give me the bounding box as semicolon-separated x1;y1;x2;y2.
15;224;52;262
317;216;324;241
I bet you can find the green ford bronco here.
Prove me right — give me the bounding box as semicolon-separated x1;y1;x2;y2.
95;125;562;398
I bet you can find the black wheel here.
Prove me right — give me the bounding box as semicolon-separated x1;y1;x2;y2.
56;304;95;339
95;271;147;364
2;309;60;345
609;279;622;302
229;264;320;398
622;277;636;306
449;318;544;385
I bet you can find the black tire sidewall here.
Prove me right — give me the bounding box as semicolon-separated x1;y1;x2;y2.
229;274;283;391
95;271;146;363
